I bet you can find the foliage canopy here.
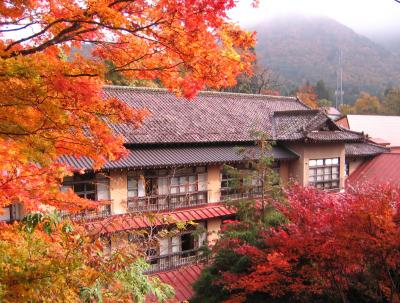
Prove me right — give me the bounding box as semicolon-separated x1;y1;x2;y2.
0;0;255;301
193;184;400;303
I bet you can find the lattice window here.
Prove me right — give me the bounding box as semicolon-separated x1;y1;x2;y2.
309;158;340;189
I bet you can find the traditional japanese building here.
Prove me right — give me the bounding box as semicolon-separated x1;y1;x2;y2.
0;86;389;301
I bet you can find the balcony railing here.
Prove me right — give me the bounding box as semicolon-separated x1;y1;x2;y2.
220;189;263;202
60;204;111;221
145;248;207;273
127;191;208;213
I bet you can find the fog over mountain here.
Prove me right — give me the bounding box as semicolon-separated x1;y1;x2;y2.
229;0;400;40
227;1;400;103
244;15;400;103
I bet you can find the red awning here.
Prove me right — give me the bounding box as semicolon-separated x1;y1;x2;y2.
84;203;235;235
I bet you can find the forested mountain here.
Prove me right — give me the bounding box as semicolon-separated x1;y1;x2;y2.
253;16;400;103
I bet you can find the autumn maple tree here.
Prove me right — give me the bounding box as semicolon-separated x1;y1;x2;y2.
296;84;318;108
193;184;400;303
0;0;255;301
352;92;382;114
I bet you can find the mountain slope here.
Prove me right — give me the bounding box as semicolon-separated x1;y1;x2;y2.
253;16;400;103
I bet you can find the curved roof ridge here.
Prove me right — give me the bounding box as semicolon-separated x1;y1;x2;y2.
273;109;321;116
103;85;299;101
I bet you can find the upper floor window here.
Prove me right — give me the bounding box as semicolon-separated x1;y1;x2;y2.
127;167;207;198
0;204;21;223
308;158;340;189
127;167;208;212
62;173;110;201
60;173;111;219
127;174;140;199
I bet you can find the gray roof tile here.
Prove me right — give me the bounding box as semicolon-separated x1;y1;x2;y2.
103;86;309;144
59;145;299;170
345;143;389;158
272;110;364;142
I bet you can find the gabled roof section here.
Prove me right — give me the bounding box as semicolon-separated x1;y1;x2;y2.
103;86;309;144
272;110;364;143
347;153;400;187
345;143;389;158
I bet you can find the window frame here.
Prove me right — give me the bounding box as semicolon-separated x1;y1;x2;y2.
62;173;111;201
127;167;207;198
308;157;340;189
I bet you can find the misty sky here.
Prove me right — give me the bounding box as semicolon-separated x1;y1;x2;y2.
229;0;400;36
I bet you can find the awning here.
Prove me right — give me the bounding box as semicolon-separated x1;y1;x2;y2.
83;202;235;236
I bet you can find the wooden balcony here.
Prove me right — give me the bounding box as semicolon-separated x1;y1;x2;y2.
127;191;209;213
60;204;111;221
145;248;207;273
220;188;263;202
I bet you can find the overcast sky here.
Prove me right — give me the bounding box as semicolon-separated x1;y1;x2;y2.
229;0;400;36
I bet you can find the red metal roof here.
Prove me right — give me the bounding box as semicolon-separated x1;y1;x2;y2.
347;153;400;187
336;116;349;128
84;203;235;235
148;264;204;302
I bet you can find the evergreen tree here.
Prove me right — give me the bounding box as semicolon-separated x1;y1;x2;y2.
315;80;332;100
192;133;286;302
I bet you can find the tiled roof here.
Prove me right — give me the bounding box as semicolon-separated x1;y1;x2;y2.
304;131;364;142
59;145;298;170
342;115;400;147
272;110;322;139
149;264;203;302
347;153;400;187
271;110;364;143
104;86;308;144
103;86;362;145
345;143;389;158
84;203;234;235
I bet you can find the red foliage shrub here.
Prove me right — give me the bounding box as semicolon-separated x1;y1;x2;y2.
220;184;400;303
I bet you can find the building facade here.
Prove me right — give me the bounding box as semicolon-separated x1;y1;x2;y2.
1;86;388;300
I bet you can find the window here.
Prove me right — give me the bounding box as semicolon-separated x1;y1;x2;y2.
0;204;20;222
62;173;109;200
181;233;196;256
309;157;340;189
130;168;207;197
345;160;350;177
156;222;206;256
127;175;139;198
127;168;208;211
61;173;111;215
0;206;11;222
74;182;96;200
